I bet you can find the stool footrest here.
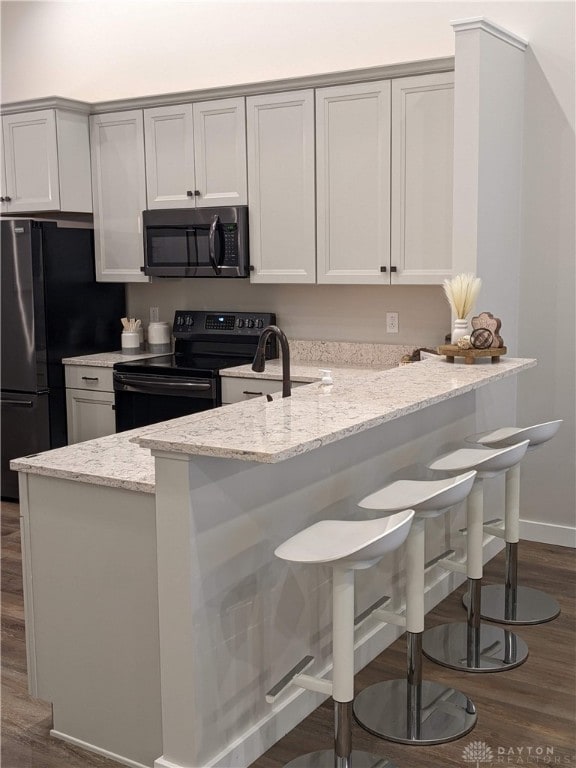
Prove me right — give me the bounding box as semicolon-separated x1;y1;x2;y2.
425;549;456;570
293;673;333;697
354;594;392;627
458;518;503;535
483;518;505;538
437;557;467;575
372;608;406;628
266;655;314;703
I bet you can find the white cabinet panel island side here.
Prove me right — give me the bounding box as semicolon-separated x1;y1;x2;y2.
11;357;536;768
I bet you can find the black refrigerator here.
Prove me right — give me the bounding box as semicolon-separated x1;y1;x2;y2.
1;219;126;499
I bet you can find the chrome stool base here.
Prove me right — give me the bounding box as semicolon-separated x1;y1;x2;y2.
354;680;477;745
283;750;395;768
422;622;528;672
463;584;561;625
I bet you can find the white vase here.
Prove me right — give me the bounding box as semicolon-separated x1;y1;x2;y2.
451;318;469;345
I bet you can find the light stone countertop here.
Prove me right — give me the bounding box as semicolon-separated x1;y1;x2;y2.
136;357;536;463
62;351;169;367
10;428;157;493
11;357;536;489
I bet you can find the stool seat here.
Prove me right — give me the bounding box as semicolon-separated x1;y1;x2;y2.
429;440;529;476
275;509;415;568
469;420;562;448
423;441;530;672
270;508;415;768
353;470;478;745
462;420;563;626
359;471;476;518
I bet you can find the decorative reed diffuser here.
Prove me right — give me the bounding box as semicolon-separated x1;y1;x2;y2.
442;273;482;344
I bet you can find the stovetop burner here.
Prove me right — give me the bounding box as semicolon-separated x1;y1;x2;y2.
114;353;257;378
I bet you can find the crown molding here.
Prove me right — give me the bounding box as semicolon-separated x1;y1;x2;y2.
0;96;92;116
1;57;454;115
451;17;528;51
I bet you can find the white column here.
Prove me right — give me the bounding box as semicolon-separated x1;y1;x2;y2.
451;17;527;438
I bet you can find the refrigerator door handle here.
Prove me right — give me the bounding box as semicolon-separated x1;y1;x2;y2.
0;398;34;407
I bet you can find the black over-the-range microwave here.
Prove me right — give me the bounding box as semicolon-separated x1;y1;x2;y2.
142;206;249;278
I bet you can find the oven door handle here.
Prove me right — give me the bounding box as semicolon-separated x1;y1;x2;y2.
113;373;214;397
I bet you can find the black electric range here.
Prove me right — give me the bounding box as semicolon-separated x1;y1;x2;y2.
113;310;277;432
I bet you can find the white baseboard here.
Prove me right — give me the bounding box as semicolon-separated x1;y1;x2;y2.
170;536;501;768
520;519;576;548
51;730;151;768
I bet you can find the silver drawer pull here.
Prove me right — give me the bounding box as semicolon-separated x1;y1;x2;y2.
81;376;99;382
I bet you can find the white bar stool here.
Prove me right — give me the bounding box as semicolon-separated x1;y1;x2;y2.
463;420;563;625
422;440;531;673
268;508;415;768
353;471;478;746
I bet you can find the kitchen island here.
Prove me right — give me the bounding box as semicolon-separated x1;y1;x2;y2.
11;356;535;768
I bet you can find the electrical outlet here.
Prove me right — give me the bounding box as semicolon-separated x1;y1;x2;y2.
386;312;399;334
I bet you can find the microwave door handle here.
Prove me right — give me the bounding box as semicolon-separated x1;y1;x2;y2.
208;215;222;275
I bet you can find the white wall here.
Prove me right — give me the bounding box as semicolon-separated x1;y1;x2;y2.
1;0;574;534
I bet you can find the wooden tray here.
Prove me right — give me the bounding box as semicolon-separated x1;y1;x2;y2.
437;345;507;365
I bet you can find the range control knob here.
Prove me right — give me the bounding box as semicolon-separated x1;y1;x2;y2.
237;318;245;328
247;319;255;329
256;318;264;329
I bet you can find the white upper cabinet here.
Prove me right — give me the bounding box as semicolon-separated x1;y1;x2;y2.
193;98;247;207
391;72;454;284
246;90;316;283
144;104;195;208
316;81;392;284
90;110;149;282
144;97;247;209
1;109;92;213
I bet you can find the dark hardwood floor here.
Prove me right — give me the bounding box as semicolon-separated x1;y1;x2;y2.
2;499;575;767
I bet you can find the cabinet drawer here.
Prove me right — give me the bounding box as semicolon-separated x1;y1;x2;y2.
221;376;307;404
65;365;114;392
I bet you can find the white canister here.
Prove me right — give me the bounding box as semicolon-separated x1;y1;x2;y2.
147;322;171;352
121;331;141;354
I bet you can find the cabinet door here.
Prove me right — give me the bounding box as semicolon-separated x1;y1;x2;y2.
66;388;116;444
316;82;391;284
2;110;60;212
90;110;149;282
193;97;247;206
247;90;316;283
391;73;454;285
144;105;196;208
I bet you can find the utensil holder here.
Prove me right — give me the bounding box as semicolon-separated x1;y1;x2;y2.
121;331;141;354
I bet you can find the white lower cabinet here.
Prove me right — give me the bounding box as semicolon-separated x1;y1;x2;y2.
221;376;307;404
65;366;115;443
